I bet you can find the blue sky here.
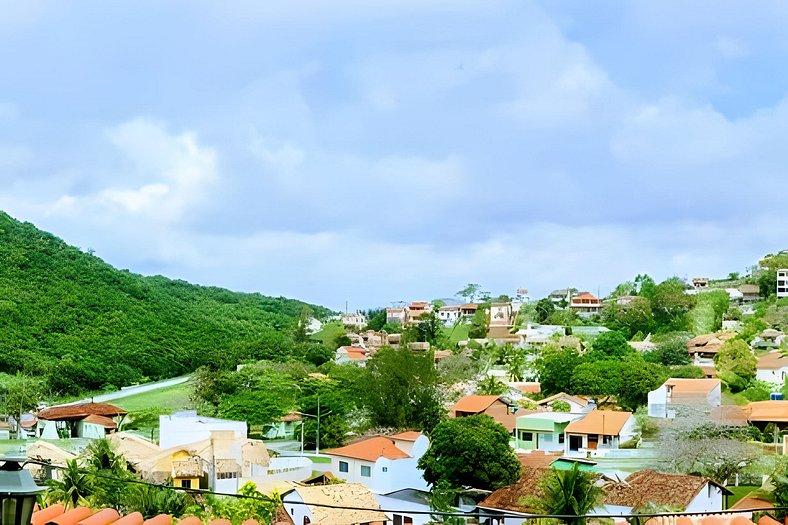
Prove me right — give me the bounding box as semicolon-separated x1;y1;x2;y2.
2;1;787;310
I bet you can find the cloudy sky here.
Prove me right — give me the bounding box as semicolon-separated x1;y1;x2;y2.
2;1;787;310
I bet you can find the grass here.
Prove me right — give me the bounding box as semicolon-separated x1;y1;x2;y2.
443;324;470;344
727;485;760;508
113;382;194;413
312;321;346;346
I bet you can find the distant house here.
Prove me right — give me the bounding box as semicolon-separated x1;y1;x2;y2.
449;395;520;432
692;278;710;289
159;411;246;449
514;412;582;452
549;289;575;306
686;331;736;359
489;303;514;326
756;351;788;384
437;305;461;325
778;269;788;298
459;303;478;318
26;441;77;482
37;402;127;439
374;488;466;525
647;378;721;419
335;345;370;366
342;311;367;329
323;432;429;494
406;301;432;323
282;483;389;525
569;292;603;318
386;307;407;325
743;400;788;431
564;410;637;457
601;470;730;515
536;393;591;414
738;284;761;303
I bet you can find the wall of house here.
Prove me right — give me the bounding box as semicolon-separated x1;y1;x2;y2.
329;456;377;485
283;490;314;525
483;401;517;432
77;422;107;439
374;492;432;525
756;368;787;384
685;484;725;514
249;456;312;482
648;385;670;418
39;420;60;439
159;413;247;449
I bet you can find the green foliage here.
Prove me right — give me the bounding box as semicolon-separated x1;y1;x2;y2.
758;251;788;298
602;297;654;339
418;415;521;491
535;345;582;395
427;481;466;525
45;460;92;509
363;346;444;432
124;484;190;519
689;291;729;335
715;339;757;381
0;211;332;396
617;361;669;410
0;373;44;437
587;330;632;360
456;283;482;303
332;333;352;349
651;277;695;332
468;307;489;339
535;298;556;323
551;400;571;412
364;309;387;331
634;406;658;438
646;336;691;366
668;365;705;379
528;464;603;525
476;375;508;396
401;311;447;347
200;482;279;525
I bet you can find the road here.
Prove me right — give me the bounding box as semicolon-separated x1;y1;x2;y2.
66;375;191;405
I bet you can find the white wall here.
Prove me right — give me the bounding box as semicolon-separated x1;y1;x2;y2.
77;422;107;439
757;368;787;384
159;412;247;449
648;385;671;418
282;490;313;525
685;483;725;513
375;492;432;525
251;456;312;482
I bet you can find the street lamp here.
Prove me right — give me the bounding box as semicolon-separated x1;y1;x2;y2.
292;395;332;455
0;454;45;525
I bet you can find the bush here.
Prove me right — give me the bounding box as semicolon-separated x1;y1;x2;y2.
551;400;571;412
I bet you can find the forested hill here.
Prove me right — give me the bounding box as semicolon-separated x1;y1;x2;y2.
0;211;333;396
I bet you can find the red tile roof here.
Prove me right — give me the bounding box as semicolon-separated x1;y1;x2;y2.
37;402;127;421
324;436;410;461
82;414;118;428
451;395;501;414
390;431;422;441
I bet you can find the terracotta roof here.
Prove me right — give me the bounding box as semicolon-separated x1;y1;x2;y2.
279;413;302;423
323;436;410;461
757;351;788;370
37;402;127;421
291;483;389;525
478;452;557;513
739;284;761;294
451;395;501;414
686;331;736;355
664;378;720;396
604;470;729;510
565;410;633;436
32;506;260;525
460;303;478;310
82;414;118;428
537;392;588;407
745;400;788;423
510;382;542;394
390;431;422;441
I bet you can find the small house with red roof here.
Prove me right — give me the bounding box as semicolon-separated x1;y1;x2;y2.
323;432;430;493
36;402;127;439
449;395;520;432
334;345;370;366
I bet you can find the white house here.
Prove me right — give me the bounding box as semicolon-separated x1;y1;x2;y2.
647;378;722;419
283;483;389;525
757;351;788;384
564;410;637;457
374;489;433;525
437;305;461;325
516;323;565;345
323;432;429;494
159;411;247;449
342;311;368;329
778;269;788;298
600;470;729;515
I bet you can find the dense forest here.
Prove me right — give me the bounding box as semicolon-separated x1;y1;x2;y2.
0;211;333;396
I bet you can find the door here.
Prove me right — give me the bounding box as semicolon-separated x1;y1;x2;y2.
569;435;583;451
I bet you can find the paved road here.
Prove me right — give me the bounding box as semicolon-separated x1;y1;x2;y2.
67;375;191;405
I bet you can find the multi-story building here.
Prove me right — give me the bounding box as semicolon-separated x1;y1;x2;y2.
778;269;788;298
569;291;603;318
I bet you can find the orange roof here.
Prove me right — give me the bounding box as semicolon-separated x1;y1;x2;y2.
573;291;598;299
511;382;541;394
451;395;501;414
757;351;788;370
38;402;127;421
31;506;254;525
460;303;478;310
323;436;410;462
390;431;422;441
745;401;788;422
664;378;720;396
565;410;633;436
82;414;118;428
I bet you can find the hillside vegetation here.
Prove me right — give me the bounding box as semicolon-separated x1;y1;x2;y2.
0;211;332;396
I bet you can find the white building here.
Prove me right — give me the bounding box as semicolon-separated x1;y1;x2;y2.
647;378;721;419
564;410;637;457
778;269;788;298
757;351;788;384
159;411;247;449
437;305;461;325
342;311;367;329
323;432;430;494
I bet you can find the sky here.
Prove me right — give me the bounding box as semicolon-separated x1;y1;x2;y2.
2;1;787;311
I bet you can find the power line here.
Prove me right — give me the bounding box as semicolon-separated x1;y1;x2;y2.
23;459;783;520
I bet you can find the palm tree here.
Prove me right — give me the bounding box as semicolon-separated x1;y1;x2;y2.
529;464;603;525
46;460;92;509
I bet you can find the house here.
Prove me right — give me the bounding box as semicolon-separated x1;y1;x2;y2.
374;488;465;525
25;441;77;482
778;269;788;298
474;451;559;525
450;395;519;432
600;470;730;515
569;292;603;318
738;284;761;303
323;432;430;494
686;331;736;359
386;307;407;325
438;305;461;325
342;311;368;329
647;378;721;419
563;410;637;457
159;411;247;449
107;432;163;472
335;345;370;366
743;400;788;431
517;323;566;345
514;412;582;452
406;301;432;323
549;289;575;306
536;393;591;414
489;303;513;326
756;351;788;384
36;402;127;439
508;382;541;396
459;304;478;318
282;483;390;525
692;278;710;289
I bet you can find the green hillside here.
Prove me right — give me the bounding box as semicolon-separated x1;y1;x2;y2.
0;211;333;396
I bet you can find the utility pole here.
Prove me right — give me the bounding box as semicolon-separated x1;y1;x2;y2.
315;394;320;455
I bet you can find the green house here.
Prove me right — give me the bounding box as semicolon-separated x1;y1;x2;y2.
514;412;582;452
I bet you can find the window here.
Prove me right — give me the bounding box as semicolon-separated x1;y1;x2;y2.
180;479;192;489
339;461;349;473
217;472;238;479
558;433;565;444
541;433;553;443
361;465;371;477
382;467;388;472
602;435;613;446
519;431;533;441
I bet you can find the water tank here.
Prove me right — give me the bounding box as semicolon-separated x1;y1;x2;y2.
770;392;784;401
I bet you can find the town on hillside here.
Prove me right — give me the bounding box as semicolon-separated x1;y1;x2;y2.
3;250;788;525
